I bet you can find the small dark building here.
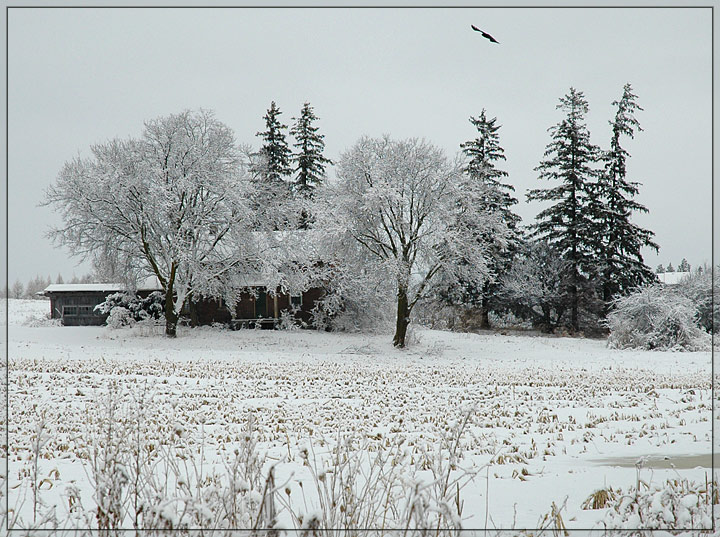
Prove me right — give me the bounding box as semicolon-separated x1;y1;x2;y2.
41;282;161;326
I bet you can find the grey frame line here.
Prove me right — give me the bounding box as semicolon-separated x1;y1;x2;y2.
3;3;715;533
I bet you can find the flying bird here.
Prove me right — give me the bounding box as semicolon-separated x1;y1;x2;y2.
471;25;499;43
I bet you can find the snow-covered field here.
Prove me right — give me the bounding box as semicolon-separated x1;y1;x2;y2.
6;299;716;532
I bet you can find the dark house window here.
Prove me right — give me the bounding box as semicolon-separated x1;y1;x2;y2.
63;305;100;317
290;294;302;307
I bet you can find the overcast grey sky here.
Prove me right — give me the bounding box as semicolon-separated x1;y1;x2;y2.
5;5;713;285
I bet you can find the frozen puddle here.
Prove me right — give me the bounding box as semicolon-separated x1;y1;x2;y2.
592;454;712;469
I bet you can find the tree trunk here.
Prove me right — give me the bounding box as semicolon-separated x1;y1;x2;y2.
570;275;579;333
602;271;612;318
479;285;491;329
393;286;410;348
165;289;177;338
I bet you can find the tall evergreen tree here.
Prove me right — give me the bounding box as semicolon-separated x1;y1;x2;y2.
461;110;521;230
255;101;292;183
527;88;600;332
591;83;658;307
290;102;331;197
679;258;691;272
457;110;521;327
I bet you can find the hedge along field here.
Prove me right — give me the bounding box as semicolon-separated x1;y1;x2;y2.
5;299;716;533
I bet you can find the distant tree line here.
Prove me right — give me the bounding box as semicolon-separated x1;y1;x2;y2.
656;259;695;273
3;273;94;299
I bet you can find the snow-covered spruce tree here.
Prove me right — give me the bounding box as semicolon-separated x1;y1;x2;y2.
256;101;293;183
667;262;675;272
251;103;295;229
290;102;331;197
45;110;259;337
656;264;665;274
589;83;658;309
448;110;521;328
678;258;691;272
527;88;601;332
290;102;332;229
324;136;508;348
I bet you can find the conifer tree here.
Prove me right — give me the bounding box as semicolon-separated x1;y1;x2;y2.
590;83;658;307
256;101;292;183
290;102;331;197
455;110;521;327
679;258;691;272
252;102;294;229
667;262;675;272
527;88;600;332
656;264;665;274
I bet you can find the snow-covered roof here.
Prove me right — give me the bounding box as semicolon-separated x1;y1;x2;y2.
42;276;162;294
228;272;275;288
657;271;691;285
42;283;125;293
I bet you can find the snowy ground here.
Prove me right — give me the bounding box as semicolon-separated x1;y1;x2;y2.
6;299;716;531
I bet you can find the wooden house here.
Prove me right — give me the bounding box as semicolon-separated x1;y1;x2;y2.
42;279;325;329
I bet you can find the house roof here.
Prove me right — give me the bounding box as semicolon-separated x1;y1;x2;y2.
657;271;691;285
42;276;162;294
42;283;125;293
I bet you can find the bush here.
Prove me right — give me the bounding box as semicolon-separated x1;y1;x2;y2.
607;285;710;351
106;307;136;329
96;291;164;327
675;268;718;334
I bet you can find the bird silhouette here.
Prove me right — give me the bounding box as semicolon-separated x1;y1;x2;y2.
471;25;499;44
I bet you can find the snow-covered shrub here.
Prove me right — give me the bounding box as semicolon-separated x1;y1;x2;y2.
278;309;300;331
675;267;718;334
607;284;710;351
488;310;533;330
603;477;715;534
106;306;135;329
96;291;164;327
22;312;61;327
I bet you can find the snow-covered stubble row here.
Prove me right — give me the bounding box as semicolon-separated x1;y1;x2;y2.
8;348;714;529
